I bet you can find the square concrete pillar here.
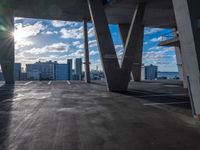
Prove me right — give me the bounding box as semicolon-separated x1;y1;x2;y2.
171;28;187;88
119;24;144;82
83;19;91;83
173;0;200;119
0;6;15;84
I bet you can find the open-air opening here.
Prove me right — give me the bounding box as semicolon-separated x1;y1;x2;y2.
1;1;200;149
0;17;106;81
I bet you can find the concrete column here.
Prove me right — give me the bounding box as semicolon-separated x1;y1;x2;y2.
87;0;124;91
119;24;130;47
83;19;91;83
174;46;188;88
0;6;14;84
120;4;145;82
88;0;145;91
119;24;144;82
172;28;187;88
173;0;200;119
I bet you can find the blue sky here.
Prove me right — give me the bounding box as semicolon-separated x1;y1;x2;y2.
14;17;177;72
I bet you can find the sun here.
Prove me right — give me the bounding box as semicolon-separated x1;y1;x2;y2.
13;29;28;41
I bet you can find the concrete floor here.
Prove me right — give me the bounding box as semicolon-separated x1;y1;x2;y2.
0;80;200;150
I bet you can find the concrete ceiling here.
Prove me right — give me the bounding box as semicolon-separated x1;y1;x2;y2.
11;0;176;28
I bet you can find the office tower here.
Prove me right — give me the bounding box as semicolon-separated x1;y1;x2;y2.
141;64;145;80
145;64;158;80
67;59;72;80
55;64;68;80
75;58;82;80
14;63;21;81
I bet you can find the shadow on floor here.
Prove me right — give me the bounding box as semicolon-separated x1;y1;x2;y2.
0;84;15;150
118;89;191;109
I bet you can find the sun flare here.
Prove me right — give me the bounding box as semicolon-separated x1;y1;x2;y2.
13;29;28;41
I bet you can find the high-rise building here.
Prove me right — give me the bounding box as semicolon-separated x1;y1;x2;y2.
145;64;158;80
75;58;82;80
141;64;145;80
14;63;21;81
55;64;68;80
67;59;72;80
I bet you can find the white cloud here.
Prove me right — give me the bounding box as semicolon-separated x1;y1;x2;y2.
68;50;84;58
52;20;80;27
143;50;174;63
144;28;164;35
15;42;71;67
60;26;83;39
90;50;99;56
52;20;67;27
89;40;97;48
73;41;81;46
149;46;174;51
41;30;55;35
77;44;84;49
14;17;24;21
88;27;95;38
24;42;70;55
150;36;167;42
115;44;123;51
15;40;33;50
14;22;45;39
46;31;54;35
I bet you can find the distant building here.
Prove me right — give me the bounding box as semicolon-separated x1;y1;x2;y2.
145;64;158;80
26;64;40;80
26;61;56;80
20;72;27;81
141;64;145;80
90;70;105;80
75;58;82;80
157;72;179;80
14;63;21;81
55;64;68;80
67;59;72;80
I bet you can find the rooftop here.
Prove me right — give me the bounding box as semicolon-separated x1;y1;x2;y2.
0;80;199;150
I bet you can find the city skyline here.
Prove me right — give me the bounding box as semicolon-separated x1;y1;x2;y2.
14;17;177;72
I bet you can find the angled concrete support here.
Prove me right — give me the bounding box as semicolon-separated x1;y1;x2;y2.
88;0;145;91
172;28;187;88
173;0;200;118
0;7;14;84
88;0;123;91
119;23;144;82
83;19;91;83
175;45;187;88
